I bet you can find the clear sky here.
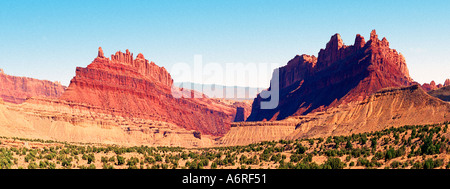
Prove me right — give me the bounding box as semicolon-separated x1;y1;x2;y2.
0;0;449;87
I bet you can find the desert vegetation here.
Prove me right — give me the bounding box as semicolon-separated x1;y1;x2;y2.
1;122;450;169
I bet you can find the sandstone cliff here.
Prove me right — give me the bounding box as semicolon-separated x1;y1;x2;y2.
0;69;66;104
60;48;236;136
247;30;413;121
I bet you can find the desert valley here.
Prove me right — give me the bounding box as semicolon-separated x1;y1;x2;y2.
1;30;449;169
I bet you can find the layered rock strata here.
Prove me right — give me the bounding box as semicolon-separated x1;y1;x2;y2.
0;98;215;147
60;48;236;136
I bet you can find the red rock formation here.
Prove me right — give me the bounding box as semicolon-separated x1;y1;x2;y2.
0;69;66;104
98;47;105;58
445;79;450;87
247;30;414;121
60;48;236;136
421;79;450;91
421;81;437;91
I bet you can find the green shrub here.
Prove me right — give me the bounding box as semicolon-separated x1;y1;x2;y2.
322;157;345;169
116;155;125;165
28;162;38;169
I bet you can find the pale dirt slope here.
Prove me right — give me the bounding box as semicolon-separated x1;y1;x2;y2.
219;85;450;146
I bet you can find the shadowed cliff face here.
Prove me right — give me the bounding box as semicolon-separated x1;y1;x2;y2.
0;69;66;104
60;48;236;136
428;85;450;102
247;30;413;121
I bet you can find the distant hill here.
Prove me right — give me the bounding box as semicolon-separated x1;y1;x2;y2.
428;85;450;102
173;82;264;100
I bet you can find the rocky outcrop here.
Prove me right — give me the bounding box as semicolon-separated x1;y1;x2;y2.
421;79;450;92
421;81;438;91
0;69;66;104
247;30;414;121
60;48;236;136
445;79;450;87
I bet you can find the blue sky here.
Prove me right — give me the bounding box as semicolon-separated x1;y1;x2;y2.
0;0;449;87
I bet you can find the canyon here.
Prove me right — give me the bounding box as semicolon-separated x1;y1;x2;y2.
0;48;250;147
0;30;449;148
